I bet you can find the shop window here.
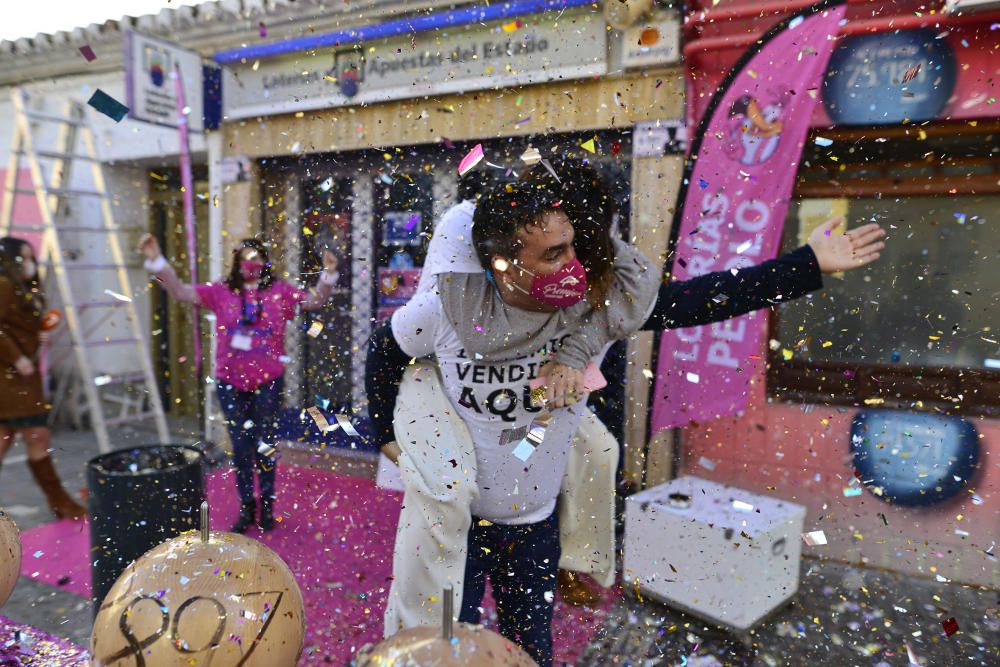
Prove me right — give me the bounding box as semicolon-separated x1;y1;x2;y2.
770;192;1000;416
372;171;432;322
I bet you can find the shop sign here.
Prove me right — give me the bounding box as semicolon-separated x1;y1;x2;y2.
223;10;606;119
382;211;423;246
124;32;205;132
632;120;687;157
219;155;251;184
823;29;957;126
619;11;681;69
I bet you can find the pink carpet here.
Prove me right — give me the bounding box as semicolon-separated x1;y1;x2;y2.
20;465;615;665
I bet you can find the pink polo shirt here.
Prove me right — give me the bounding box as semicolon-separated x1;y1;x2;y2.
195;281;305;391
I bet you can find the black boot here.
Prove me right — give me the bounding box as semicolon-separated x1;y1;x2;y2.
232;501;255;534
259;497;275;531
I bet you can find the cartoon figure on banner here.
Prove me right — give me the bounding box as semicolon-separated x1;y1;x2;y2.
725;91;790;166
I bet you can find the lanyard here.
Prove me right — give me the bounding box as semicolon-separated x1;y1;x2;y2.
239;290;262;326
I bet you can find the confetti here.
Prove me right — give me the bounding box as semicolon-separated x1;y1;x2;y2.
698;178;709;189
802;530;827;546
511;440;535;461
259;22;268;37
735;240;753;254
87;89;129;122
104;289;132;302
731;500;754;512
685;372;700;384
902;63;920;82
501;20;523;33
941;617;959;636
257;442;277;457
697;456;716;471
79;45;96;62
307;321;324;338
813;136;833;147
334;413;361;437
404;213;420;230
457;144;484;175
843;486;862;497
580;138;596;153
306;407;335;433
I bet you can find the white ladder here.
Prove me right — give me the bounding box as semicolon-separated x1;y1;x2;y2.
0;88;169;452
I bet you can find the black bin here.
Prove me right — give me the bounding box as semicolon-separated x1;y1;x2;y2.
87;444;205;612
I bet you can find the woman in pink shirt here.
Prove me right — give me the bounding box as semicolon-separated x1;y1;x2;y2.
139;235;338;533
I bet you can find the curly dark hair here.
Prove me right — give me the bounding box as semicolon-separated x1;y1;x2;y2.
224;238;276;292
472;158;617;309
0;236;44;317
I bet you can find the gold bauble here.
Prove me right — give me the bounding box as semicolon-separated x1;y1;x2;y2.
0;508;20;608
356;623;537;666
91;531;304;666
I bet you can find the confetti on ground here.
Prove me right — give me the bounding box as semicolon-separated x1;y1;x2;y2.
697;456;716;471
802;530;827;546
458;143;484;175
902;63;921;82
814;136;833;146
257;442;277;457
843;486;863;497
501;20;523;33
79;45;96;62
731;499;754;512
686;371;700;384
87;89;129;122
942;617;959;636
580;138;596;153
307;321;324;338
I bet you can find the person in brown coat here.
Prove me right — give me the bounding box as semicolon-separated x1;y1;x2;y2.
0;236;85;519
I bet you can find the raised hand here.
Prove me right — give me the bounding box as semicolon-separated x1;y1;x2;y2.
807;216;886;274
137;234;162;261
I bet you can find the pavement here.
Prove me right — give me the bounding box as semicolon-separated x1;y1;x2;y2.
2;423;997;666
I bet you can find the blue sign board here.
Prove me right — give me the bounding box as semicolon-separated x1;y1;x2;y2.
823;29;956;126
850;410;979;506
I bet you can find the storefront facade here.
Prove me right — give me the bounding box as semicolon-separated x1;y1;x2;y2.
216;3;687;457
678;0;1000;586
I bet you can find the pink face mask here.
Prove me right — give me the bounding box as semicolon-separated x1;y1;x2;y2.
240;260;264;281
518;257;588;308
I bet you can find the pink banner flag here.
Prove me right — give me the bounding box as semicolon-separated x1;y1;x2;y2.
651;0;847;433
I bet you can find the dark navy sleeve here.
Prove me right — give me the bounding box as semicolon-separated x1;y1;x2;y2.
642;245;823;331
365;320;411;449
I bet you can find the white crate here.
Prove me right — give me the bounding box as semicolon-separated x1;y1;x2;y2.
624;476;806;631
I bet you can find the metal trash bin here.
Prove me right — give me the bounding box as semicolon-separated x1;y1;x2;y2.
87;444;205;612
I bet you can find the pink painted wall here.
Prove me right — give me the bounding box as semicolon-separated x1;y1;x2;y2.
1;168;44;252
679;365;998;587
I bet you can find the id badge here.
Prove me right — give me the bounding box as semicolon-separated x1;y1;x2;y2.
231;331;253;351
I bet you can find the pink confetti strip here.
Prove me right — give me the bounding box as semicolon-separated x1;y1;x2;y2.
457;143;484;175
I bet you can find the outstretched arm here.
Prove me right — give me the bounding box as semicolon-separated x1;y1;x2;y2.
137;234;204;306
641;217;885;331
299;251;340;312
